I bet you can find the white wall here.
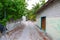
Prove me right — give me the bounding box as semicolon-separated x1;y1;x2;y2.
46;17;60;40
36;0;60;40
37;0;60;18
36;0;60;28
6;19;21;32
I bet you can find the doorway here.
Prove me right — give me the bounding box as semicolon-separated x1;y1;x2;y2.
41;16;46;31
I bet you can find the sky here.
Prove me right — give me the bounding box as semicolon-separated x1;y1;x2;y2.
26;0;48;10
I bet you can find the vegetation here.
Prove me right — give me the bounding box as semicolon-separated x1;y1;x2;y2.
27;0;46;21
0;0;46;26
0;0;26;25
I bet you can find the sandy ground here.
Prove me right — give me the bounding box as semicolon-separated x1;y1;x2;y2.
0;21;52;40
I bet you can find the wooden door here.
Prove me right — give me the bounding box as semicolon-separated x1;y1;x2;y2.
41;17;46;31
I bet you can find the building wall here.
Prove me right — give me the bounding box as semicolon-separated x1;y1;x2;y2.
6;19;21;32
37;0;60;17
36;0;60;40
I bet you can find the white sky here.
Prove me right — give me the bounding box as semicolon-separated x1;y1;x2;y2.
26;0;48;10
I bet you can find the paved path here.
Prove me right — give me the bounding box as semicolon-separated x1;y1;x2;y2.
0;21;52;40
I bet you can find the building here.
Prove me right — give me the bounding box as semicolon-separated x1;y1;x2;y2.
36;0;60;40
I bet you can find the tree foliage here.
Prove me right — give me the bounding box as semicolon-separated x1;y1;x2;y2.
0;0;26;25
0;0;46;25
26;0;46;21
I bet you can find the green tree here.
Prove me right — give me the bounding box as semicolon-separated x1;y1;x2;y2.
26;0;46;21
0;0;26;26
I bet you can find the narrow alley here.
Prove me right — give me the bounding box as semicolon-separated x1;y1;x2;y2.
0;21;52;40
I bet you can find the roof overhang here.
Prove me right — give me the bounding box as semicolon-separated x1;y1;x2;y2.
36;0;55;14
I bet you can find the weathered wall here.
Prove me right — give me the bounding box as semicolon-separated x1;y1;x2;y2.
6;19;21;32
36;0;60;40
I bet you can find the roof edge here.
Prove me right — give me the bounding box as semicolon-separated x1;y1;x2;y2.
36;0;54;14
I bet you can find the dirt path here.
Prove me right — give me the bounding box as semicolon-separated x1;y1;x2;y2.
0;21;52;40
